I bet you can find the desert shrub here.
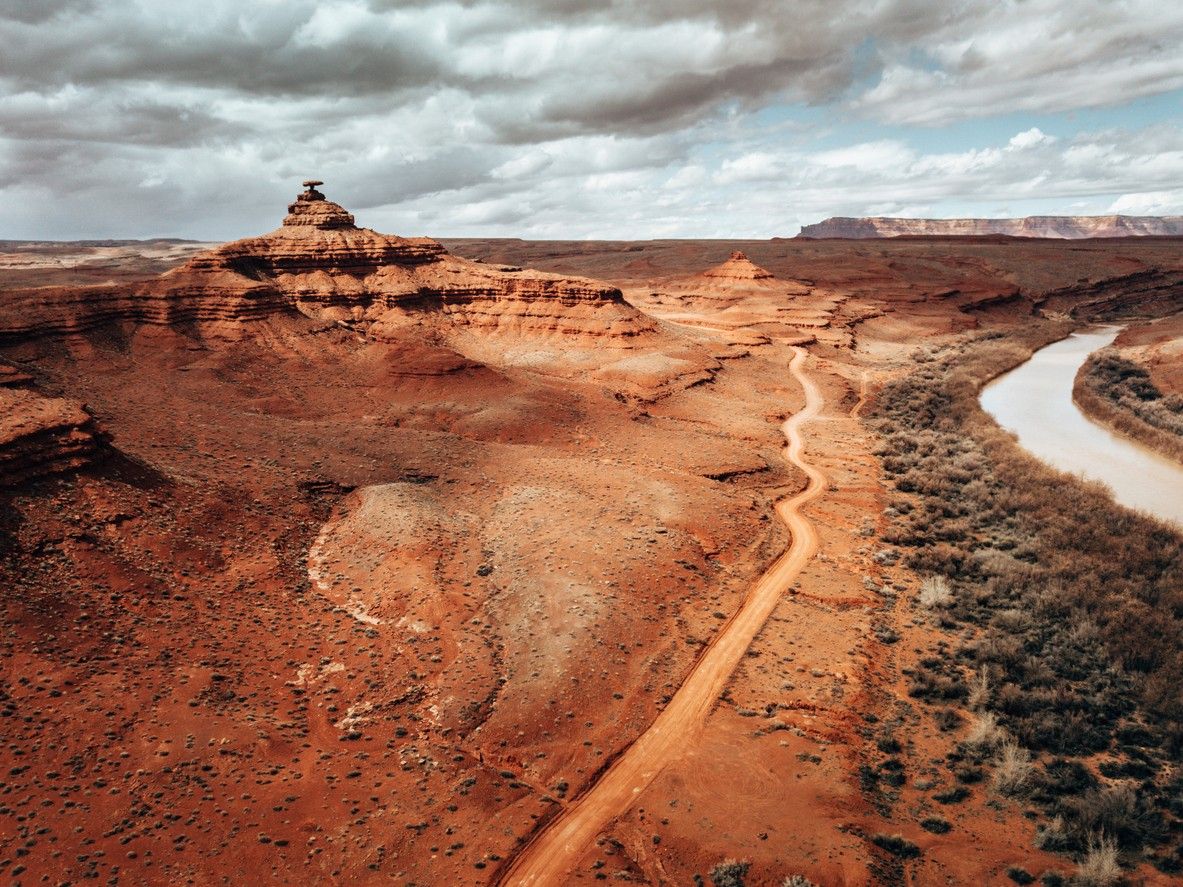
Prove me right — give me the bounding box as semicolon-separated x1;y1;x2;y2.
1058;784;1166;851
953;763;984;784
1006;866;1035;884
781;877;818;887
919;575;953;608
871;833;921;858
933;708;962;732
1034;759;1097;802
1034;816;1072;853
1073;834;1121;887
908;661;967;701
992;739;1034;797
1076;348;1183;461
934;785;970;804
710;859;750;887
920;816;951;834
867;326;1183;867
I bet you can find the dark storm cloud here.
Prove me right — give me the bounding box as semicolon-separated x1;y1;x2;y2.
0;0;95;25
0;5;450;98
0;95;243;147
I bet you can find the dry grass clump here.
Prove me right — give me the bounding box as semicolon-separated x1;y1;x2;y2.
1074;834;1121;887
963;711;1005;752
991;738;1034;796
918;575;952;608
967;665;991;710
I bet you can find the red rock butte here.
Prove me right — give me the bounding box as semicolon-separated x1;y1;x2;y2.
0;181;684;486
701;250;775;280
0;181;653;344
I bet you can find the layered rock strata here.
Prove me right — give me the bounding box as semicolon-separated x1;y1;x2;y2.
0;387;98;487
799;215;1183;239
0;184;652;344
701;251;774;280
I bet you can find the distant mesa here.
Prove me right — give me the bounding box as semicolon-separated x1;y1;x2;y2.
702;251;775;280
798;215;1183;239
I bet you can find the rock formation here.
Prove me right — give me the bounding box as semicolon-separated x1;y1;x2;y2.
798;215;1183;239
0;387;98;487
0;183;654;347
701;251;774;280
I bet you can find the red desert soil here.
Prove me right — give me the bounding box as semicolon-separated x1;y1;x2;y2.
2;191;1182;886
500;347;825;885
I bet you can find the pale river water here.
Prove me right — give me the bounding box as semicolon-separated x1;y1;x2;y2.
980;326;1183;528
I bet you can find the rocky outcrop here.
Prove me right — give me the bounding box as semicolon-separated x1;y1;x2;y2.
0;183;653;345
0;361;31;387
701;251;774;280
798;215;1183;239
1038;270;1183;319
0;388;98;487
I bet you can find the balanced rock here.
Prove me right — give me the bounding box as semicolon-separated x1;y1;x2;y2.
283;180;356;230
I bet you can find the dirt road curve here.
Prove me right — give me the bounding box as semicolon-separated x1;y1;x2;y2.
497;347;827;886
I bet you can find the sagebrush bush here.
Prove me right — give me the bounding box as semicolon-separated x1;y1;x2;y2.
992;739;1034;796
710;859;750;887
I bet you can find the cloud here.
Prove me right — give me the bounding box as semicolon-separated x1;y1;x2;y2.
0;0;1181;237
854;0;1183;125
1008;128;1055;150
1109;190;1183;215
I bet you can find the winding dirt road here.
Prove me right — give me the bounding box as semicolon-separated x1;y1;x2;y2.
498;346;827;886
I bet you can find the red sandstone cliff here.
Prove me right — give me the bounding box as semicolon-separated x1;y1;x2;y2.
0;385;98;487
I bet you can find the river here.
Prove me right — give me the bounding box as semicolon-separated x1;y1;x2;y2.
980;326;1183;529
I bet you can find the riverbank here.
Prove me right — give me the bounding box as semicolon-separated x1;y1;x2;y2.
1073;346;1183;465
868;323;1183;880
981;326;1183;525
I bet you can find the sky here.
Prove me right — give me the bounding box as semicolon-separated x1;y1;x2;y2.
2;0;1183;240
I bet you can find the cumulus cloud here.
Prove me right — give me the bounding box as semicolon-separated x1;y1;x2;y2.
1109;190;1183;215
0;0;1180;237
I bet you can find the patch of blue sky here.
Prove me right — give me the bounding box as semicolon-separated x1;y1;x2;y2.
722;87;1183;157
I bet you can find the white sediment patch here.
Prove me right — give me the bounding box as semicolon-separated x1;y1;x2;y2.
308;508;385;625
334;701;374;732
287;660;346;687
344;600;383;626
306;524;333;593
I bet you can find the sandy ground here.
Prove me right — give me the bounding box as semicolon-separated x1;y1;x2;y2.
1;235;1181;886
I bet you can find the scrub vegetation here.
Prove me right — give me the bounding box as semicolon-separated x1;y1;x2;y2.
1074;346;1183;463
868;326;1183;875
